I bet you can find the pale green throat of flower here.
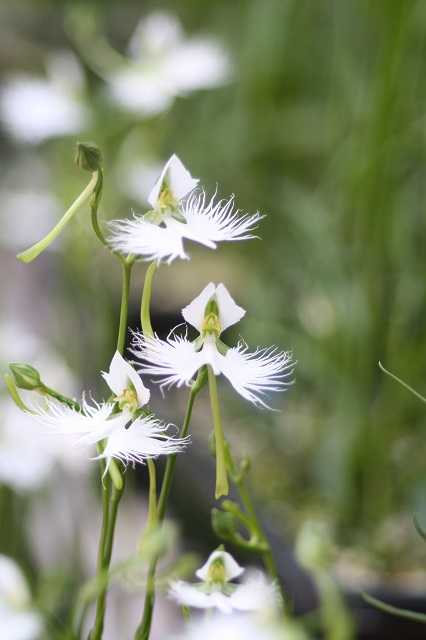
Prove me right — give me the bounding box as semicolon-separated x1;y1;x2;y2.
144;185;186;225
114;385;138;412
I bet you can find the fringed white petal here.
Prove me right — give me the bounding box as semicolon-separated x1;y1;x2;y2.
27;396;117;437
180;191;264;245
108;214;188;263
219;342;293;408
101;350;150;407
94;416;189;466
132;333;206;387
228;574;281;611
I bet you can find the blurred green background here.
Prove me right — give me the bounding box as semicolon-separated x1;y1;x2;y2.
2;0;426;600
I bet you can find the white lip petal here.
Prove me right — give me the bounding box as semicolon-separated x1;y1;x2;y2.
72;412;128;449
196;549;244;582
218;343;294;407
101;351;150;407
108;215;188;263
132;334;206;387
182;282;216;330
148;154;198;208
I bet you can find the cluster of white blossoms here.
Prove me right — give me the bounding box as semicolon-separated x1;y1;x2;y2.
169;548;280;614
108;154;263;263
27;351;187;471
133;281;293;407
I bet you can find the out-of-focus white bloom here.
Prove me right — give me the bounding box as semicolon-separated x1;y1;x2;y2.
106;11;231;116
133;283;293;407
0;402;56;491
173;613;309;640
0;190;60;250
26;351;187;471
169;548;280;615
0;52;88;143
0;555;43;640
108;155;262;263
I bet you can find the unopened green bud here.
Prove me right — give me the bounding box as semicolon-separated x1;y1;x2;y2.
211;508;240;541
75;142;103;172
239;454;251;476
295;521;333;573
8;363;41;391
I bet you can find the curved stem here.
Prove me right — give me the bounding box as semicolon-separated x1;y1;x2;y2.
17;172;99;263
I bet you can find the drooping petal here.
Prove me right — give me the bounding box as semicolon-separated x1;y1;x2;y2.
108;214;188;263
101;350;150;407
218;342;293;408
196;549;244;582
132;333;206;387
180;191;264;247
148;154;198;209
182;282;216;330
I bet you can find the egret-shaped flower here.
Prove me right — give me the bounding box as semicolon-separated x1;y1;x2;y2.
0;52;88;144
108;155;263;263
26;351;187;470
133;283;293;408
104;11;231;116
169;548;280;614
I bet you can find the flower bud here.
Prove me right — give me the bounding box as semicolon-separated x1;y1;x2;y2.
8;363;41;390
295;521;333;573
211;508;240;541
75;142;103;172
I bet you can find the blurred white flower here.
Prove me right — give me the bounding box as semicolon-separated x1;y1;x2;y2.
169;548;280;615
106;11;231;116
133;283;293;407
0;52;88;143
173;613;308;640
108;155;262;263
0;555;43;640
26;351;187;471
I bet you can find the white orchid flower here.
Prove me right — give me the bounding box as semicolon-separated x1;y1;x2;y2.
133;283;293;407
106;11;231;116
108;155;263;263
0;52;88;144
169;548;280;614
0;555;43;640
27;352;187;470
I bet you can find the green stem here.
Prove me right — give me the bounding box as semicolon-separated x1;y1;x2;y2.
145;458;158;532
17;172;99;263
207;366;229;500
140;261;157;338
117;257;134;355
89;457;124;640
135;378;203;640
